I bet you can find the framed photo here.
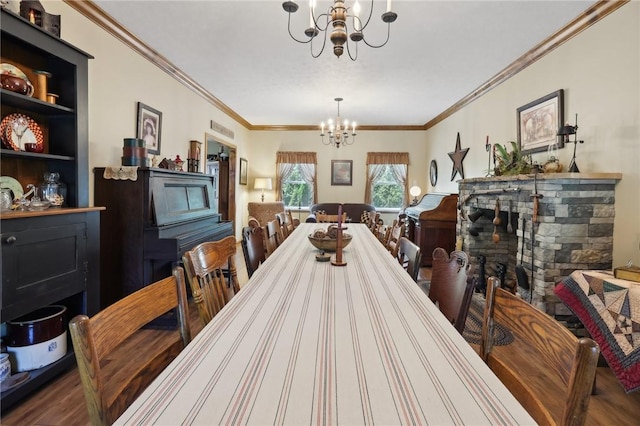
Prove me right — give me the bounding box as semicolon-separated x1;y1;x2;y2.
517;89;564;154
239;158;248;185
137;102;162;155
331;160;353;186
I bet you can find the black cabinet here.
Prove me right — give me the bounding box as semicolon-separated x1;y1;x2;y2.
0;10;99;410
0;210;101;409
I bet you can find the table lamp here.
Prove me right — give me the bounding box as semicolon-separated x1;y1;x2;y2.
409;185;422;205
254;177;272;202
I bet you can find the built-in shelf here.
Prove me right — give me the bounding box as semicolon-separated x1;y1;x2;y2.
0;149;75;161
0;89;75;115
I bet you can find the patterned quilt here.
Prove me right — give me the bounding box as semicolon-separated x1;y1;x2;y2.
554;270;640;393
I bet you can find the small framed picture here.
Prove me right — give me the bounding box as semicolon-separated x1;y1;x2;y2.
136;102;162;155
517;90;564;154
239;158;248;185
331;160;353;186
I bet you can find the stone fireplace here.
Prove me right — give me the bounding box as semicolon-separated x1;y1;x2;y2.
457;173;621;317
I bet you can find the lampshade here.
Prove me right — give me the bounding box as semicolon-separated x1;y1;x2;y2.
254;178;273;190
409;186;422;197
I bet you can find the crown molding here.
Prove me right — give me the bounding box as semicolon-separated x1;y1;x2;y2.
67;0;625;132
64;0;252;129
250;124;425;131
423;0;628;130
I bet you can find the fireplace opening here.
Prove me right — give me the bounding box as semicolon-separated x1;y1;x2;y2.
461;207;539;307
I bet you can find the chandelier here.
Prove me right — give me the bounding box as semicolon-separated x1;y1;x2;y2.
282;0;398;60
320;97;356;148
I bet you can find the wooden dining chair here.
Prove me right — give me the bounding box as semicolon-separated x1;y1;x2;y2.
385;221;405;258
480;277;600;426
182;236;240;326
275;212;290;240
242;225;266;279
286;209;299;230
428;247;475;333
69;267;192;426
396;237;421;282
265;219;283;256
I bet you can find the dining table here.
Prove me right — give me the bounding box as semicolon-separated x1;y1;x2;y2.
116;223;534;425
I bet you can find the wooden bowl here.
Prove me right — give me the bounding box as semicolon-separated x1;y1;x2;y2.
308;233;352;252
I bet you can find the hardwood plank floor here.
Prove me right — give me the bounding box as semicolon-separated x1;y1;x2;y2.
2;244;639;425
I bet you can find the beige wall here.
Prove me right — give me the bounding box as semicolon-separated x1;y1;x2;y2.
45;1;639;266
248;129;428;223
44;1;252;238
424;3;640;267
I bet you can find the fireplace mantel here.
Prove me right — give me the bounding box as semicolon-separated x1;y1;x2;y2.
457;172;622;316
460;172;622;185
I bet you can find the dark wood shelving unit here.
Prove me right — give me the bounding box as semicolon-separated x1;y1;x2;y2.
1;9;100;411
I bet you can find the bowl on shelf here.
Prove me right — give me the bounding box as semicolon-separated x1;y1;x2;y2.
28;199;51;211
0;68;34;96
308;233;353;252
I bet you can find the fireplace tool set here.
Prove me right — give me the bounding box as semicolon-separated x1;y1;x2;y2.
458;185;542;298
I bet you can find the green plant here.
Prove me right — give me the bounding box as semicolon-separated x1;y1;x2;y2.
494;141;533;176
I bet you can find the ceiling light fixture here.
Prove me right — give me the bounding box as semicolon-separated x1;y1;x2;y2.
320;97;356;149
282;0;397;60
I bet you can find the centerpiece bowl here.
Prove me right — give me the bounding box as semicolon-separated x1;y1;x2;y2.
308;232;352;252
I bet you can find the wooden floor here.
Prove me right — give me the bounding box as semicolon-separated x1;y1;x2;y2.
2;245;639;425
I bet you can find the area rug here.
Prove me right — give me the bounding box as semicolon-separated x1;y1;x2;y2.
555;270;640;393
462;295;514;346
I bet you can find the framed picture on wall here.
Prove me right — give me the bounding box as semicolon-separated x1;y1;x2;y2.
331;160;353;186
239;158;248;185
136;102;162;155
517;89;564;154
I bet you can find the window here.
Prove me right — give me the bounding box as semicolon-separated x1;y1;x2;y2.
372;165;404;208
282;164;313;208
365;152;409;210
276;152;317;208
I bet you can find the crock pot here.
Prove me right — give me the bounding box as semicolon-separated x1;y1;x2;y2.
6;305;67;372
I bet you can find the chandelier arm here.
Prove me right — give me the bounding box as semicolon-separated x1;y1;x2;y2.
310;14;331;59
358;0;376;31
360;22;392;49
345;38;358;61
286;11;315;44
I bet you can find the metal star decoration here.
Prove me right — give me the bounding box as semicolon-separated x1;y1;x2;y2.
448;132;469;181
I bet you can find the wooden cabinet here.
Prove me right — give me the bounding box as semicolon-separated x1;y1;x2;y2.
0;10;99;410
1;210;101;409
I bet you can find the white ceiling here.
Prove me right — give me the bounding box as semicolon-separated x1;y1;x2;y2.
91;0;595;127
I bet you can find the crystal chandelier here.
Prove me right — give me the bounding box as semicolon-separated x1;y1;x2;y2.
282;0;398;60
321;98;356;148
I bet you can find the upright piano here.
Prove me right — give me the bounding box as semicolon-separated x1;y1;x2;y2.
404;193;458;266
94;168;233;308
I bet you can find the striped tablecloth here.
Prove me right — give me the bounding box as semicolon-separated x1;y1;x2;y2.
116;224;534;425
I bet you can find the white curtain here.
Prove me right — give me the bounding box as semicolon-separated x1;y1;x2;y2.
365;152;409;207
275;152;317;203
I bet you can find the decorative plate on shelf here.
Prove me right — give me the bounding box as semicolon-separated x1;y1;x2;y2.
0;113;43;151
0;175;24;200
